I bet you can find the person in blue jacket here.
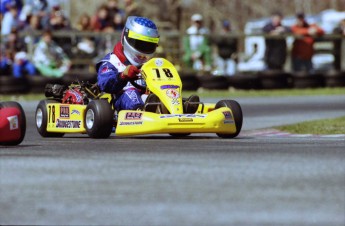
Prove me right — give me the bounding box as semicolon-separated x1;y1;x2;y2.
96;16;199;112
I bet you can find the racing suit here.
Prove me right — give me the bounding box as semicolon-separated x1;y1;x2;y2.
96;41;145;111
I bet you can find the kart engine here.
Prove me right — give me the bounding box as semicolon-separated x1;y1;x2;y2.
45;82;100;105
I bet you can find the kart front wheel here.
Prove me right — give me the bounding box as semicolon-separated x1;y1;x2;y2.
36;100;64;137
215;100;243;138
85;100;113;138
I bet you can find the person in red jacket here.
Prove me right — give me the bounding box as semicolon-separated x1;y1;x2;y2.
291;13;324;72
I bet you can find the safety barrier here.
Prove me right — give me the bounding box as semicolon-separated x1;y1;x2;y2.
1;31;344;93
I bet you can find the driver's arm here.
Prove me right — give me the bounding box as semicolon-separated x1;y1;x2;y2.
97;61;127;93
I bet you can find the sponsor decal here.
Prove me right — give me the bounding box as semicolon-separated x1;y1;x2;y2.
222;111;234;124
171;99;180;105
71;109;80;115
155;58;163;67
100;66;111;74
119;121;143;126
125;112;142;120
70;90;83;103
224;120;234;124
222;111;233;119
125;90;139;103
160;85;180;90
160;114;206;119
60;106;70;118
56;119;81;128
178;118;193;122
166;89;180;99
7;116;19;130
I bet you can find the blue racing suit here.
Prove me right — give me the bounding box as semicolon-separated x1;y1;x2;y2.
96;42;145;111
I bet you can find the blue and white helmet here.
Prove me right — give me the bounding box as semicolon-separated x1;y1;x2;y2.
122;16;160;67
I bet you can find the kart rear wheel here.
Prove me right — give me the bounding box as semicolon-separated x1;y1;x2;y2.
0;101;26;145
85;100;113;138
215;100;243;138
36;100;65;137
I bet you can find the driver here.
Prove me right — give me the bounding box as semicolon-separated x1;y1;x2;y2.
96;16;199;112
96;16;159;111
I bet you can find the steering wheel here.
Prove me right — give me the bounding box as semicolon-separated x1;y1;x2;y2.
130;79;146;92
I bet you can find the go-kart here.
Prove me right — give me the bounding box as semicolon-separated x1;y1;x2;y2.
0;101;26;145
35;58;243;138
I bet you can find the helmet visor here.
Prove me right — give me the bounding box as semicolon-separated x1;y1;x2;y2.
127;37;157;54
125;30;159;54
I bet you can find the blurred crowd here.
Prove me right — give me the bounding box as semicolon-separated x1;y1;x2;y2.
1;0;345;80
183;11;345;75
0;0;140;78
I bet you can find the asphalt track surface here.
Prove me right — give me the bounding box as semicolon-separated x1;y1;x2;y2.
1;95;345;225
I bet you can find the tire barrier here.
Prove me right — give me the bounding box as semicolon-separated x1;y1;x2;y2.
0;76;30;94
179;72;200;91
257;70;291;89
198;75;229;90
1;70;344;94
323;70;345;87
291;71;325;89
27;76;64;93
62;71;98;85
228;73;261;90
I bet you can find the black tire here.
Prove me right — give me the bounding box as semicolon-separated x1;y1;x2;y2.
323;70;345;87
62;71;97;85
292;71;325;88
35;100;65;137
85;100;113;138
199;75;229;90
228;73;262;90
27;76;64;93
0;77;30;94
215;100;243;138
258;70;290;89
0;101;26;145
179;72;200;91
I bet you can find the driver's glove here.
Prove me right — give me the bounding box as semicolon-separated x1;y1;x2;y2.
120;65;140;81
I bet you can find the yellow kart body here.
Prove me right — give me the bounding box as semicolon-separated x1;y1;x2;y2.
115;58;237;136
36;58;242;138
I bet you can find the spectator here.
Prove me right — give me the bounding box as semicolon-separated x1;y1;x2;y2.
333;19;345;70
291;12;324;72
111;12;125;31
19;0;48;25
262;11;290;70
47;5;71;31
213;19;238;75
22;14;42;32
76;13;93;31
182;14;212;72
32;30;71;78
106;0;124;23
1;3;20;35
0;0;22;15
0;49;13;75
91;4;111;32
4;29;25;54
75;13;96;56
12;51;36;78
124;0;141;17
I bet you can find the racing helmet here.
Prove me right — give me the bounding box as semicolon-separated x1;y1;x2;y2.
122;16;160;67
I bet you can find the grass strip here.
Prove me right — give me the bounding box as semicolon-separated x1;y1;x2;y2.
276;116;345;134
